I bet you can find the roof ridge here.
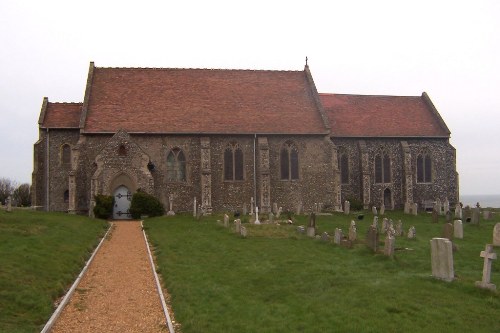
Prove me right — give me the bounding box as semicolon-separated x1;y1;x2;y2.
47;101;83;105
94;66;302;73
319;92;421;98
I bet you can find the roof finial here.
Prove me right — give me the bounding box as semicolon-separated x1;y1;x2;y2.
305;56;308;66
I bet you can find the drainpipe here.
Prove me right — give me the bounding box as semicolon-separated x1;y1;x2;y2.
46;128;50;211
253;134;257;211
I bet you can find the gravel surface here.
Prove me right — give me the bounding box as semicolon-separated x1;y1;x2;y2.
51;221;170;333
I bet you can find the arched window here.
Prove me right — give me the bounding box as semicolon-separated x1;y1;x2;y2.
339;153;349;184
280;142;299;180
417;154;432;183
61;144;71;165
224;143;244;181
375;153;391;183
166;148;186;181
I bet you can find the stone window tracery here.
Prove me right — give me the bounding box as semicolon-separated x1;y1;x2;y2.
339;153;349;184
417;153;432;183
280;141;299;180
375;152;391;183
224;143;244;181
167;148;186;182
61;144;71;166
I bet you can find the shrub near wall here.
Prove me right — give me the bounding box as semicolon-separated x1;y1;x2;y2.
129;191;164;219
93;195;114;219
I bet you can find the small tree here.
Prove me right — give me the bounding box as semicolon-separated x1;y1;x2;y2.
93;195;114;219
13;183;31;207
0;178;15;205
129;191;164;219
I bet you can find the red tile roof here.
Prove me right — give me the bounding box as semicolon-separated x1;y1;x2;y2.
42;102;82;128
82;67;329;134
319;93;450;137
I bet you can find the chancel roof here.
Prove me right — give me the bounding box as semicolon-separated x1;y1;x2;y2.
40;101;82;128
80;65;329;134
320;93;450;138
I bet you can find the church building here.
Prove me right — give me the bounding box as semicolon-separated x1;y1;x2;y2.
32;62;458;218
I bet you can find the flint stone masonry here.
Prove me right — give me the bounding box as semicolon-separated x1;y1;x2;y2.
430;238;454;282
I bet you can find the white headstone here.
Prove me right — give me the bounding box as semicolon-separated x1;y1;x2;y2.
454;204;462;219
493;223;500;246
240;225;247;238
372;206;378;216
334;228;343;245
348;220;357;241
223;214;229;227
475;244;497;291
234;219;241;233
454;220;463;239
430;238;454;282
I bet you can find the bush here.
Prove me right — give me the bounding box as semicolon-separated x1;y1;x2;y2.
347;197;363;211
93;195;114;219
129;191;164;219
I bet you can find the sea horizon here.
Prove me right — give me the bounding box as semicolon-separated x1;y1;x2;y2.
459;194;500;208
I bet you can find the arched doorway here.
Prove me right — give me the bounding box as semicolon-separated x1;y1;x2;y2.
113;185;132;219
383;188;392;209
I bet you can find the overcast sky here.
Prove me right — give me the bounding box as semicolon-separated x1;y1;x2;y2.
1;0;499;195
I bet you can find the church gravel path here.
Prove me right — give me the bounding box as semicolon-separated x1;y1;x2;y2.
51;221;170;333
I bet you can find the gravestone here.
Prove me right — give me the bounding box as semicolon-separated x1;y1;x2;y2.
234;219;241;233
240;225;247;238
334;228;343;245
395;220;404;237
454;204;462;219
471;207;481;224
254;206;261;224
454;220;463;239
463;206;471;220
432;209;439;223
372;206;378;216
307;212;316;237
6;196;12;212
197;204;203;219
387;220;396;237
381;218;389;234
372;216;379;230
348;220;357;241
242;203;247;216
442;223;454;240
167;194;175;216
366;225;379;252
493;223;500;246
344;200;350;215
430;238;454;282
321;232;330;242
407;226;416;239
445;210;453;223
475;244;497;291
380;204;385;216
412;203;418;216
193;197;197;217
340;238;353;248
273;202;278;214
269;212;274;223
483;211;492;220
443;199;450;217
384;235;395;257
223;214;229;227
404;202;410;214
435;199;442;215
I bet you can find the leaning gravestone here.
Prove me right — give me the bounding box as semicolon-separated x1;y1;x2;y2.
475;244;497;291
366;226;379;252
442;223;454;240
334;228;343;245
493;223;500;246
430;238;454;282
454;220;463;239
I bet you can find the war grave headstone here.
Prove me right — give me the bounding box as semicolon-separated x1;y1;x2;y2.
307;212;316;237
475;244;497;291
493;223;500;246
454;220;463;239
334;228;343;245
430;238;454;282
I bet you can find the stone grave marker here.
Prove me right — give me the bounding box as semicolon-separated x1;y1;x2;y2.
372;216;379;230
475;244;497;291
340;238;353;248
273;202;278;214
404;202;410;214
254;206;261;224
196;204;203;219
454;220;463;239
384;235;395;257
445;210;453;223
366;225;379;252
493;223;500;246
167;194;175;216
443;199;450;217
380;204;385;216
334;228;343;245
454;204;462;219
250;197;254;215
321;232;330;242
442;223;454;240
412;203;418;216
242;203;247;216
344;200;350;215
307;212;316;237
432;209;439;223
234;219;241;233
430;238;454;282
395;220;403;237
387;220;396;237
269;212;274;223
483;211;492;220
193;197;197;217
348;220;357;241
382;218;389;234
223;214;229;227
463;206;471;219
6;196;12;213
296;202;302;215
276;207;282;218
471;207;481;224
372;206;378;216
407;226;416;239
240;225;247;238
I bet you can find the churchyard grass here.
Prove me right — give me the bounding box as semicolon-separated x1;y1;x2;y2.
146;210;500;333
0;209;108;333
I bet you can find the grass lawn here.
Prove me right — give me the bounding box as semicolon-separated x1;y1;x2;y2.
146;210;500;333
0;209;108;333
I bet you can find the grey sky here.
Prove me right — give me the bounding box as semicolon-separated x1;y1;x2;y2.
1;0;499;194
